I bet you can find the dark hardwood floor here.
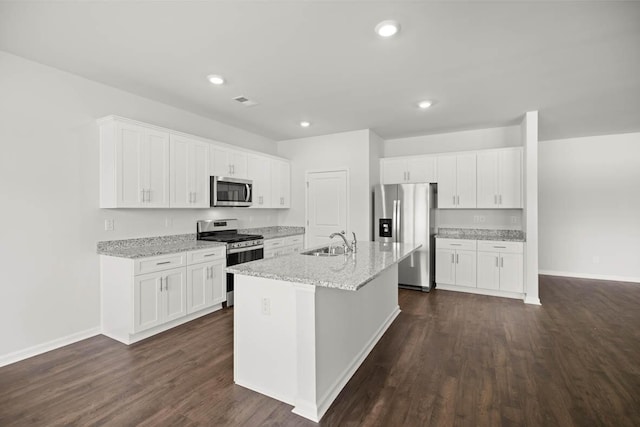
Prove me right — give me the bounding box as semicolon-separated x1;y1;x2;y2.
1;275;639;426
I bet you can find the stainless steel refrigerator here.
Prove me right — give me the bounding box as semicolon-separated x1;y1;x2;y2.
373;183;437;291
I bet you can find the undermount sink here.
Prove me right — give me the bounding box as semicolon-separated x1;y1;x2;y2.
301;245;347;257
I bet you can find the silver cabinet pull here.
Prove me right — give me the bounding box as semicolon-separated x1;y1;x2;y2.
164;277;168;291
501;257;504;268
456;195;460;205
453;195;456;205
407;171;410;181
495;256;499;267
456;253;459;264
450;243;462;246
204;253;217;257
159;277;163;292
499;194;502;205
494;194;497;205
451;253;454;264
206;266;210;279
493;246;506;249
156;261;171;265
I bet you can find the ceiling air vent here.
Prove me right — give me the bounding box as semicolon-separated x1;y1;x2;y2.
233;95;258;107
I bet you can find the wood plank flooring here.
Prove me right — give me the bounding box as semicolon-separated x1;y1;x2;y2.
1;275;639;426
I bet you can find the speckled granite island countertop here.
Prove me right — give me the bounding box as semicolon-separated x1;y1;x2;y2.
238;226;304;240
97;234;225;259
436;228;525;242
227;241;420;291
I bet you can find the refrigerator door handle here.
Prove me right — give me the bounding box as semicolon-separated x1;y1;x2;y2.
392;200;398;242
396;199;401;243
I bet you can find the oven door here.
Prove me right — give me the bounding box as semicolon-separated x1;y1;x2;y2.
211;176;252;207
226;245;264;307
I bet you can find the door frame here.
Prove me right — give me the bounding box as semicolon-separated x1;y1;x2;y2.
304;168;350;249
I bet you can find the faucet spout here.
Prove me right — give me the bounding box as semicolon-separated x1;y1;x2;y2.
329;231;353;252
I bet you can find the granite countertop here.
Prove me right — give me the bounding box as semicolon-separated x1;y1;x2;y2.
435;228;525;242
97;234;225;259
239;226;305;240
227;241;420;291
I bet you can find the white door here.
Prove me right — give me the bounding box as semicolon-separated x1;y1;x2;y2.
144;129;170;207
186;264;209;314
381;158;407;184
498;149;522;208
437;155;457;208
210;146;230;176
435;249;455;285
455;250;477;287
407;156;436;183
210;260;226;305
134;272;163;332
476;152;499;208
116;122;145;207
247;154;272;208
455;154;476;209
499;253;524;293
164;269;187;322
170;135;191;208
306;170;348;247
477;251;500;290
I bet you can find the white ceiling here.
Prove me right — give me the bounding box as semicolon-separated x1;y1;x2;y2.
1;1;639;141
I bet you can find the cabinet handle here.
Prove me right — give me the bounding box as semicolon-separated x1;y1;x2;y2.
456;254;459;264
206;266;210;279
210;266;214;278
164;277;168;291
493;246;506;249
232;164;235;175
501;257;504;268
147;189;151;202
456;195;460;205
499;195;502;205
450;243;462;246
496;256;499;267
193;192;197;203
159;277;163;292
407;171;410;181
156;261;171;265
451;254;454;264
452;195;456;205
204;253;217;257
494;195;497;205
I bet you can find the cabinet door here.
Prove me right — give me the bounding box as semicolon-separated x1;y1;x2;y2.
134;272;163;333
407;156;436;183
115;122;146;207
163;269;187;323
186;264;209;314
476;152;499;208
436;156;457;208
456;154;476;208
435;249;456;284
247;154;272;208
229;150;248;178
144;129;170;207
499;253;523;293
381;158;407;184
190;140;209;207
477;251;500;290
209;145;230;176
271;159;291;208
455;250;477;287
169;135;191;208
210;260;226;305
498;149;522;208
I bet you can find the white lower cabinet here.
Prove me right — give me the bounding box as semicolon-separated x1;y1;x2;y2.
436;238;524;299
101;246;226;345
435;239;477;287
476;241;523;293
264;235;304;259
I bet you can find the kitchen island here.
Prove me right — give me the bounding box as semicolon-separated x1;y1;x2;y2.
227;241;420;422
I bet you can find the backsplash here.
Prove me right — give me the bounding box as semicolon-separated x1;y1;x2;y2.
435;209;523;230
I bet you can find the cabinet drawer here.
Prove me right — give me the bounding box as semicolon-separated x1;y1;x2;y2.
284;235;304;246
477;241;523;253
135;253;186;275
187;246;226;265
436;238;476;251
264;238;285;250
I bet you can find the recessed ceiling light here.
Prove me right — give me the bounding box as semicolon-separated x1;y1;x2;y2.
375;20;400;38
207;74;225;85
300;121;311;128
418;100;433;109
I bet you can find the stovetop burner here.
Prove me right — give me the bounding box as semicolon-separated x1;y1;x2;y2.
196;219;264;250
199;233;263;243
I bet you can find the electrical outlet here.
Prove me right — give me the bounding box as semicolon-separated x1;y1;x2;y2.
261;297;271;316
478;216;486;223
473;215;480;223
104;219;114;231
511;216;519;224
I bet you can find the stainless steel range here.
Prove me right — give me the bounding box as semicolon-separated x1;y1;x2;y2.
197;219;264;306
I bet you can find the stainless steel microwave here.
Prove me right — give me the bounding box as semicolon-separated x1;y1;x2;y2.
210;176;252;207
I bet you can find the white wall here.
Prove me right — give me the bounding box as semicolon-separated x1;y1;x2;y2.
539;132;640;282
0;51;278;361
384;125;521;157
368;131;384;240
277;130;373;242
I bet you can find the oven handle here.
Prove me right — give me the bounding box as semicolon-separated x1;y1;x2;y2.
228;244;264;255
245;184;251;203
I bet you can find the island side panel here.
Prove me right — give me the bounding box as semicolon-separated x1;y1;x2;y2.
312;265;400;420
233;275;297;405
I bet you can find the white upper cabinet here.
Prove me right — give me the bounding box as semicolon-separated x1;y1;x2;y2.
247;153;272;208
477;148;522;208
271;158;291;208
381;156;436;184
100;118;170;208
209;145;248;178
437;154;476;208
170;134;209;208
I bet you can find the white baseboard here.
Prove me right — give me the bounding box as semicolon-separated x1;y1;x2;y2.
436;284;524;301
524;295;541;305
293;306;401;423
0;327;101;368
539;270;640;284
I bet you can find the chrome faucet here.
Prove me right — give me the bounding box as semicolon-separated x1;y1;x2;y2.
329;230;353;253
